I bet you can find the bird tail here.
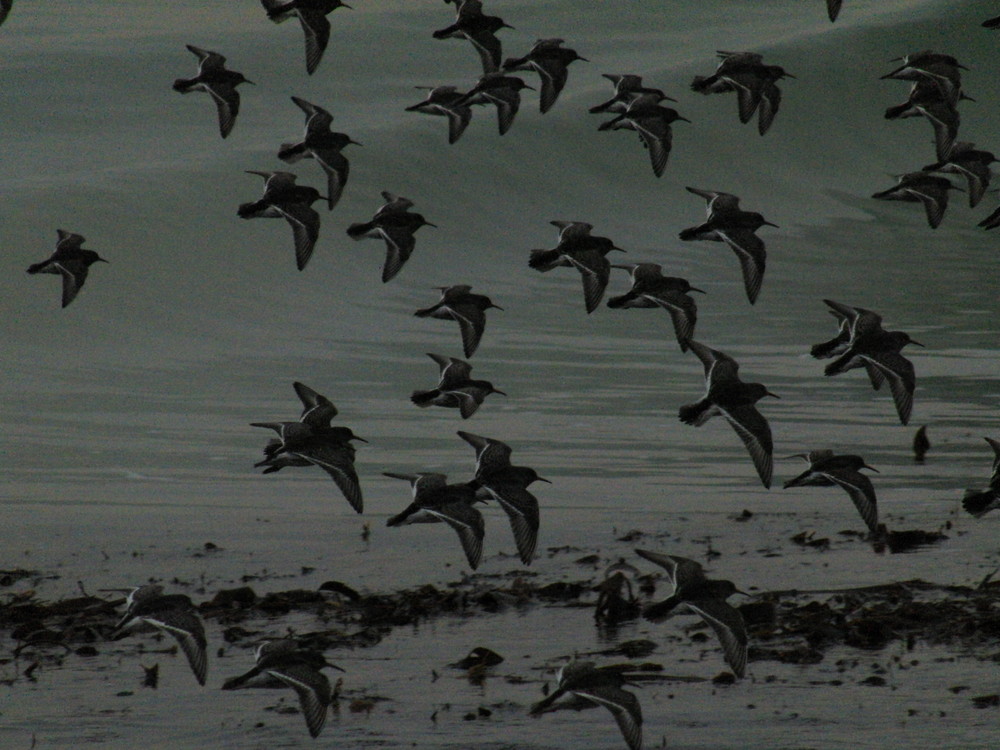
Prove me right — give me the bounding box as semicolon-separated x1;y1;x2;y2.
643;595;682;622
678;399;711;426
411;389;436;406
346;221;375;239
528;248;561;271
277;142;307;163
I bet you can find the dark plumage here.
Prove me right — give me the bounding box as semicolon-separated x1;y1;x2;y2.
528;220;625;313
26;229;108;308
346;192;435;282
607;262;704;351
432;0;513;74
238;171;327;271
502;38;587;113
691;50;793;135
172;45;252;138
260;0;352;75
411;353;505;419
597;93;690;177
405;86;474;144
278;96;360;210
414;284;503;358
454;73;533;135
783;450;881;533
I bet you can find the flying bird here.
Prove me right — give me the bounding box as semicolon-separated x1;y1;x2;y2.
414;284;503;358
346;192;435;282
259;0;352;75
172;45;252;138
26;229;108;308
238;171;327;270
606;262;704;351
502;38;587;113
783;450;881;533
411;352;505;419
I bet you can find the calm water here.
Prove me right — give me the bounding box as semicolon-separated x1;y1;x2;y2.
3;0;1000;747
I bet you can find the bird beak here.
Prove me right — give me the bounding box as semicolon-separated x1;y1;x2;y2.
910;339;925;347
97;257;110;263
536;476;552;483
766;390;781;399
349;139;363;146
245;79;256;85
523;84;536;91
676;115;692;123
494;389;508;396
354;436;369;443
611;245;626;252
862;463;879;473
425;221;438;228
763;220;780;228
689;286;706;294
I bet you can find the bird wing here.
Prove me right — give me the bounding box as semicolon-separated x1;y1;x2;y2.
293;443;363;513
532;58;570;113
274;202;320;271
203;83;240;138
376;225;416;282
686;339;740;382
715;228;766;304
860;351;916;424
457;430;512;475
757;82;781;135
144;609;208;686
720;403;774;488
822;469;879;532
900;183;949;229
54;260;89;308
311;148;350;210
564;249;611;313
464;30;503;74
266;663;331;738
646;290;697;349
572;685;643;750
480;482;539;565
631;115;672;178
447;302;488;358
480;86;521;135
294;381;338;427
297;8;332;75
426;502;485;569
685;597;748;678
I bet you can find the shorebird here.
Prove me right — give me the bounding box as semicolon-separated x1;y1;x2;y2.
590;73;674;114
961;437;1000;518
872;172;959;230
411;352;505;419
881;50;968;105
530;660;647;750
691;51;793;135
109;584;207;686
783;450;880;533
433;0;513;74
883;79;963;163
457;430;549;565
606;262;704;351
26;230;108;308
278;96;360;210
922;142;995;208
679;339;778;488
384;472;485;569
238;171;327;271
172;45;252;138
679;187;776;305
259;0;352;75
502;38;587;113
346;192;435;282
455;73;533;135
414;284;503;358
635;549;748;678
405;86;474;144
223;639;343;738
820;300;923;425
251;381;366;512
528;221;624;313
597;93;690;177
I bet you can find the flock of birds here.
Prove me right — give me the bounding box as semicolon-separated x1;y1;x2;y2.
11;0;1000;747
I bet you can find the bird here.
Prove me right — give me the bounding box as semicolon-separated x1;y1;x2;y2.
410;352;505;419
346;192;435;282
259;0;352;75
528;221;625;313
961;437;1000;518
881;50;968;106
501;38;587;113
0;0;12;28
810;298;884;364
978;204;1000;230
922;142;996;208
597;93;690;177
678;339;779;488
457;430;549;566
384;472;486;569
883;79;963;163
634;549;748;678
606;263;704;351
405;86;474;144
589;73;674;114
529;660;646;750
679;186;776;305
109;584;208;686
821;301;923;425
783;450;880;533
691;51;793;135
278;96;360;210
238;171;327;271
432;0;513;74
454;73;533;135
414;284;503;358
912;425;930;463
26;229;108;308
825;0;843;22
250;381;366;512
985;15;1000;29
872;172;959;230
172;45;252;138
222;639;343;738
